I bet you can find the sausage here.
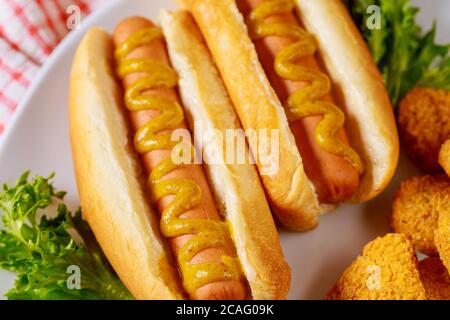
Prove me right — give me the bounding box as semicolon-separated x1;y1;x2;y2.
113;17;247;300
236;0;360;204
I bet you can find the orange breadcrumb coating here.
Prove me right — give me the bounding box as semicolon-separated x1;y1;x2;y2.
435;210;450;273
439;140;450;177
398;88;450;173
391;175;450;255
326;233;426;300
419;257;450;300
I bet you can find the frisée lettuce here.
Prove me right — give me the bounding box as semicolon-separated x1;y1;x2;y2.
0;172;133;300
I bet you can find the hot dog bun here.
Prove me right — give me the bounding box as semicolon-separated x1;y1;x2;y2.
159;10;290;299
179;0;399;230
178;0;333;230
69;28;184;299
69;15;290;299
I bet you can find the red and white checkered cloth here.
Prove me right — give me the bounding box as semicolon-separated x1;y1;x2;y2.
0;0;105;136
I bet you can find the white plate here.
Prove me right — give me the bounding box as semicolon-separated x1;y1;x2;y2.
0;0;449;300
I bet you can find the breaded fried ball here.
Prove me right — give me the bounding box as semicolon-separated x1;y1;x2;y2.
326;233;426;300
391;175;450;255
439;139;450;176
398;88;450;173
436;211;450;272
419;257;450;300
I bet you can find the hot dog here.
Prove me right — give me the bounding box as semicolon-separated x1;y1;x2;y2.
237;0;361;205
69;12;290;300
113;16;247;301
179;0;400;230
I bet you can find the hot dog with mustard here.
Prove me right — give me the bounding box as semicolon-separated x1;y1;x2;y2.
69;11;290;300
179;0;400;230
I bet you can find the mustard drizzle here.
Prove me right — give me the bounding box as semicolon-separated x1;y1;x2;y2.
115;27;242;295
248;0;364;174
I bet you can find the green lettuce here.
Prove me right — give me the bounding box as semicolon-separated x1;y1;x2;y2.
0;172;133;300
347;0;450;106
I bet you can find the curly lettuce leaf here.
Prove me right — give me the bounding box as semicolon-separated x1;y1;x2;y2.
420;56;450;91
347;0;450;106
0;172;133;300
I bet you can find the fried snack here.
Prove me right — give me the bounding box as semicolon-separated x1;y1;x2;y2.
439;139;450;177
397;88;450;173
326;233;426;300
436;211;450;272
418;257;450;300
391;175;450;255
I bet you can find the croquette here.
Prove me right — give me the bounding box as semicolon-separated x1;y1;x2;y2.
440;139;450;177
391;175;450;255
418;257;450;300
398;88;450;173
436;211;450;273
326;233;426;300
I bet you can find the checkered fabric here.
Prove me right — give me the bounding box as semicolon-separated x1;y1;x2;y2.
0;0;105;136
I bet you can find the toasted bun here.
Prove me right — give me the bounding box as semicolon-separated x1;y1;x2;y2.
159;10;290;299
179;0;399;229
178;0;335;231
294;0;399;203
69;28;185;300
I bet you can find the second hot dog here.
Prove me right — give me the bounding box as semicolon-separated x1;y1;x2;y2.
180;0;399;230
237;0;362;204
